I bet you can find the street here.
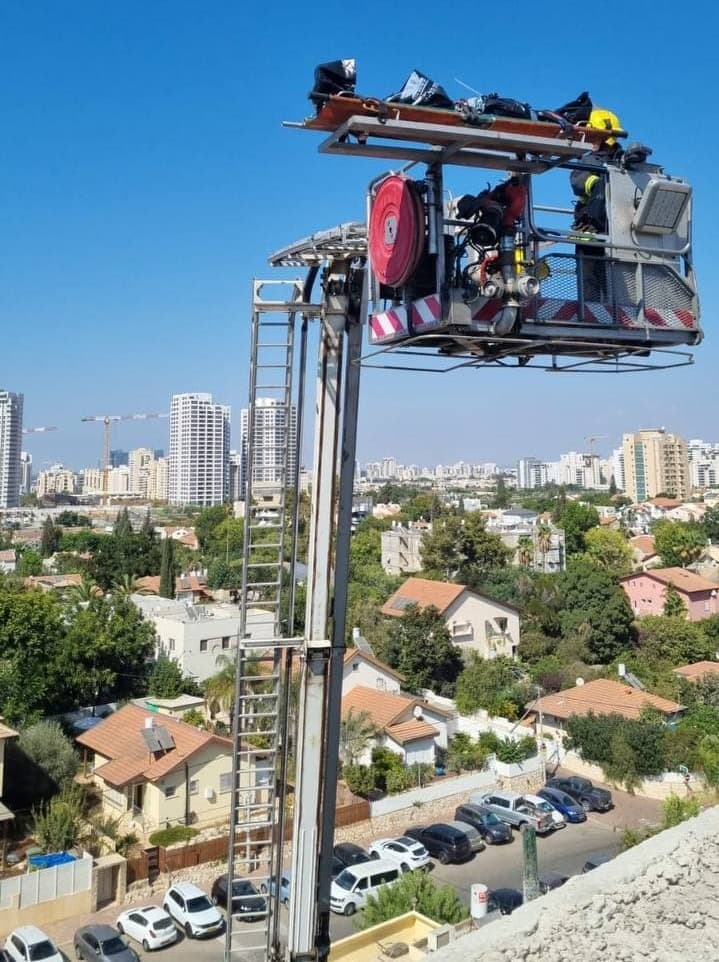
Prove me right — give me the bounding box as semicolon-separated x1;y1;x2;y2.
46;815;620;962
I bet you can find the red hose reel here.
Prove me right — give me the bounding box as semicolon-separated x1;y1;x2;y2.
369;175;426;287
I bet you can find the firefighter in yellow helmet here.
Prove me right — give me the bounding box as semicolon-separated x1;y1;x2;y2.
570;108;623;299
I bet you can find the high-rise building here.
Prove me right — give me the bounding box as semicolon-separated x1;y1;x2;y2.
0;390;23;508
129;447;154;497
517;457;549;490
169;393;230;506
622;428;689;503
687;439;719;490
20;451;32;495
38;467;76;498
611;447;625;492
148;456;169;502
110;449;129;468
239;398;297;496
229;451;243;501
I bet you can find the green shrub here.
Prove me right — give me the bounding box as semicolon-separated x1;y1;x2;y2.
661;793;701;829
342;765;376;798
148;825;199;847
494;735;537;763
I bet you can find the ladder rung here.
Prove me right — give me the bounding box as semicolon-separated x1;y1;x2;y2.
255;363;292;369
236;693;279;701
257;342;291;348
229;943;270;952
244;581;281;588
235;748;273;756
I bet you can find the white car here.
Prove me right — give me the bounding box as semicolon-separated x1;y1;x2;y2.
5;925;63;962
368;836;431;871
522;793;566;829
116;905;178;951
163;882;224;939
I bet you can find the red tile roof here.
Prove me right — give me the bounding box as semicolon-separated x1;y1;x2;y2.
24;573;83;591
649;498;682;509
621;567;718;594
630;535;656;558
386;719;439;745
673;661;719;681
529;679;683;722
381;578;464;617
342;686;451;744
76;704;232;788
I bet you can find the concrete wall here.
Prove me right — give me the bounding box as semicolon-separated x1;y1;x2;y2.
369;770;495;818
434;806;719;962
0;855;93;937
562;750;705;799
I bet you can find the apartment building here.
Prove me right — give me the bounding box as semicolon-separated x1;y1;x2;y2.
169;393;230;506
37;466;77;498
622;429;689;502
381;522;430;575
0;390;23;508
239;398;297;496
147;456;169;501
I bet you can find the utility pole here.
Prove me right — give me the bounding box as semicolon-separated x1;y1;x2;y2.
521;824;540;902
536;684;546;784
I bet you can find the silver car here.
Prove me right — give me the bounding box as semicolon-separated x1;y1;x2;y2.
74;925;138;962
446;820;486;853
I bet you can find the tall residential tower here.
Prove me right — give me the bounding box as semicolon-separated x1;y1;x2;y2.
169;393;230;506
622;428;689;502
0;390;23;508
239;398;297;496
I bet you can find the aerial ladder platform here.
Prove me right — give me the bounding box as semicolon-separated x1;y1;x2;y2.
225;78;701;962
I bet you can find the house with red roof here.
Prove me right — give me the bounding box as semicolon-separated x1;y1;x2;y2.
381;577;520;659
620;567;719;621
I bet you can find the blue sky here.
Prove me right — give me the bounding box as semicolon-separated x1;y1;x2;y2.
2;1;716;471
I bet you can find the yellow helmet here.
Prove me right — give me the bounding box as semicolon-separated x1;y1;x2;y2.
587;108;622;146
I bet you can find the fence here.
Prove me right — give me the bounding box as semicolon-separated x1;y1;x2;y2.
369;770;495;818
0;854;92;910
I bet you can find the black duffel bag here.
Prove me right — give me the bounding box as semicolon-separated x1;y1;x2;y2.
309;59;357;109
386;69;454;109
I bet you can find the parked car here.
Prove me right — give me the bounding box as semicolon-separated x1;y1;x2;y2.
487;888;523;915
545;776;613;813
538;871;569;894
331;856;345;879
5;926;63;962
368;836;431;871
403;824;473;864
211;874;266;920
454;803;513;844
521;793;566;829
537;787;587;824
446;821;486;854
116;906;178;951
333;842;371;869
261;871;292;905
163;882;224;939
470;791;554;835
582;853;614;873
74;925;139;962
330;859;402;915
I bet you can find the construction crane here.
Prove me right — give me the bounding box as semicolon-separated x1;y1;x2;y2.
226;74;703;962
585;434;609;455
22;426;58;434
81;412;168;493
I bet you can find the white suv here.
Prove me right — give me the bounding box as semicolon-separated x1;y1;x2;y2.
5;926;63;962
163;882;224;939
368;836;431;871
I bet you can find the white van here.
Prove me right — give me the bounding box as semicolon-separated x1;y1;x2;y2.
330;858;402;915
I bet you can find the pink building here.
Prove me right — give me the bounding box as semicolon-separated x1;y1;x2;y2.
620;567;719;621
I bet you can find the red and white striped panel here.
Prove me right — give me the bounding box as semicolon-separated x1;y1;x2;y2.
471;298;698;332
369;294;443;344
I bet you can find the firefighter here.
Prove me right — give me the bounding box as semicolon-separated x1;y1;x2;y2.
571;109;623;300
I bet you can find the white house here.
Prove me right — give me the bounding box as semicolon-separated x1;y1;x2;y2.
0;549;16;574
342;686;451;767
342;648;403;697
381;577;520;659
131;595;275;682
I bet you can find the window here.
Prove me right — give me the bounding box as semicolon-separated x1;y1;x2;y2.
164;784;177;798
189;779;199;796
352;661;359;672
168;638;175;652
200;639;208;652
219;772;233;794
11;936;26;958
222;636;230;649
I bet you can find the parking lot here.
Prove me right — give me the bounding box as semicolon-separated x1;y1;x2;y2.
33;801;626;962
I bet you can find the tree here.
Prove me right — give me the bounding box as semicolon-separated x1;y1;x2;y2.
535;523;553;573
147;655;186;699
636;616;712;665
516;536;534;568
446;732;486;773
702;506;719;544
697;733;719;786
653;520;706;568
207;558;242;590
455;655;529;719
493;477;511;509
18;721;79;789
339;710;377;766
342;764;376;797
195;504;231;552
33;783;85;853
379;605;462;695
556;501;600;556
582;527;632;577
16;549;43;576
358;871;469;929
663;584;688;617
159;537;175;599
557;558;635;662
203;653;237;718
420;514;510;583
40;517;60;557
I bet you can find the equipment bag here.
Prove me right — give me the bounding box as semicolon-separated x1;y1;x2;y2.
309;59;357;109
552;91;593;124
386;70;454;109
477;94;533;120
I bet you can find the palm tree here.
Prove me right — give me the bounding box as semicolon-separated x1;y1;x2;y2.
517;536;534;568
68;576;102;604
112;574;150;597
203;652;237;720
536;523;553;573
339;709;377;767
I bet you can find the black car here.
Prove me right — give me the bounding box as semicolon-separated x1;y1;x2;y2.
454;803;513;844
404;823;473;865
211;874;266;920
538;871;569;894
582;853;614;873
545;776;613;813
487;888;523;915
331;855;346;878
333;842;371;869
